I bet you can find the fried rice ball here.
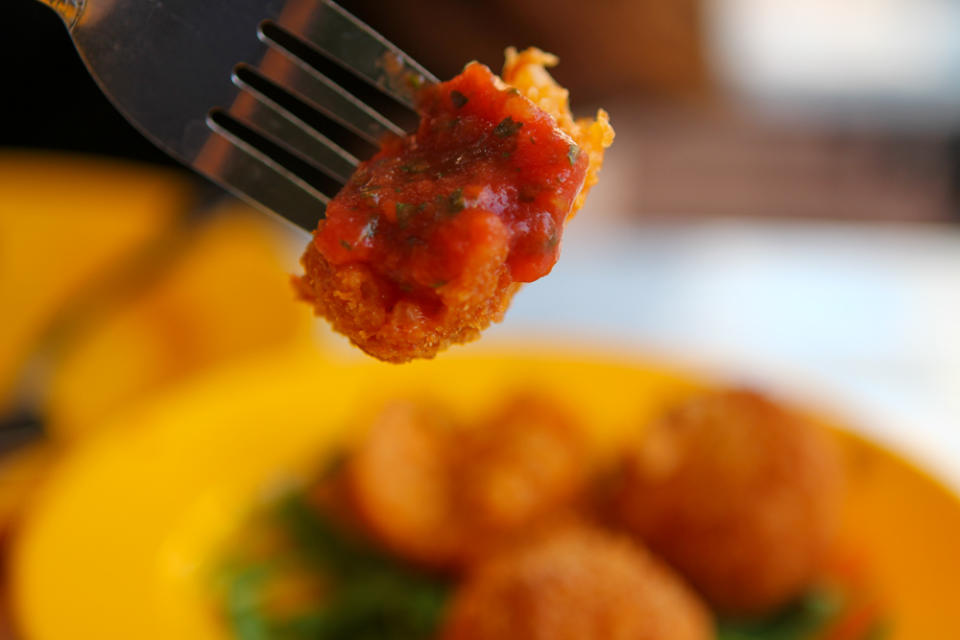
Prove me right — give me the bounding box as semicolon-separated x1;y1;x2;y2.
343;394;588;571
611;389;842;616
294;49;613;363
441;524;713;640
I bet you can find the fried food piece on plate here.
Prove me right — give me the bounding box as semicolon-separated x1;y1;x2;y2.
611;389;843;615
343;394;588;570
294;49;613;362
441;524;713;640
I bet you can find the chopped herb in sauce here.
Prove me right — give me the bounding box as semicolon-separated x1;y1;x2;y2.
339;239;353;251
494;117;524;138
396;202;415;227
360;184;381;203
450;90;469;109
567;143;580;165
447;188;465;213
507;87;521;96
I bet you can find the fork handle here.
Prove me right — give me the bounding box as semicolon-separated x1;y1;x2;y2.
35;0;85;28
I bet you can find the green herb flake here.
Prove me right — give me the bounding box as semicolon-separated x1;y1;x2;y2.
494;117;523;138
567;143;580;165
359;183;381;204
339;239;353;251
447;188;465;213
430;280;448;289
400;163;429;174
395;202;415;228
450;90;469;109
507;87;521;96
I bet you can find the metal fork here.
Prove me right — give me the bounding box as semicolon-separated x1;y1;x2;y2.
34;0;438;231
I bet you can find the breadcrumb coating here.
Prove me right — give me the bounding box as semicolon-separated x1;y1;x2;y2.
611;390;842;615
441;524;713;640
294;50;612;363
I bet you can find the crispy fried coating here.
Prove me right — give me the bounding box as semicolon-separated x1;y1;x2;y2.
343;394;588;571
441;524;713;640
295;237;519;364
343;401;463;566
611;390;842;615
294;49;613;363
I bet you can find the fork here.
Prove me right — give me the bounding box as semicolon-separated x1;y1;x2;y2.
35;0;438;231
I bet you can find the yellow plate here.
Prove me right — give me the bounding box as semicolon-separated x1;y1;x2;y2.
12;345;960;640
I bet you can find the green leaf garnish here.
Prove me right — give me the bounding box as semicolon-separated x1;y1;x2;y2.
717;588;845;640
219;491;450;640
567;143;580;165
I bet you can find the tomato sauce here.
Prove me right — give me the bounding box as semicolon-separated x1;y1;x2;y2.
296;61;589;362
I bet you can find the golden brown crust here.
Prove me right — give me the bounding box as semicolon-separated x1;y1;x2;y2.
343;401;464;566
342;394;589;571
295;49;613;362
294;240;520;363
440;524;713;640
610;389;842;615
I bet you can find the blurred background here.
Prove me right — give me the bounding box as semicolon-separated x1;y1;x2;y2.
2;3;960;632
7;0;960;221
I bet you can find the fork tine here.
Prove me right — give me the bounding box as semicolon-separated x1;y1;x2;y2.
232;64;359;183
195;124;329;231
271;0;439;109
257;26;406;146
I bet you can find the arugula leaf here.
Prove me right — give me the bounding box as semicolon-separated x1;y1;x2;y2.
717;589;844;640
220;491;450;640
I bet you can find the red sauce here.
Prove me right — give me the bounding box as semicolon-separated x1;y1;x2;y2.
297;62;588;362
